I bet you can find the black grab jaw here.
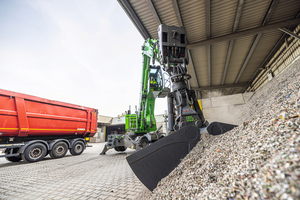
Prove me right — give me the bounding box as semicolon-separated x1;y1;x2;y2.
206;122;237;135
126;124;200;191
126;122;237;191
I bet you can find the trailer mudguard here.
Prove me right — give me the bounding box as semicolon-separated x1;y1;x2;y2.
69;138;86;149
49;139;71;150
126;124;200;191
19;140;50;154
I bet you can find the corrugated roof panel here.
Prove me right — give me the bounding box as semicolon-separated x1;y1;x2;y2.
178;0;206;43
239;30;282;83
268;0;300;24
120;0;300;97
211;41;229;85
153;0;179;28
130;0;158;39
225;35;254;84
211;0;238;38
190;47;208;87
237;0;272;32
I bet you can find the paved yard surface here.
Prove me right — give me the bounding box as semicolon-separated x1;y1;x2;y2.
0;143;147;200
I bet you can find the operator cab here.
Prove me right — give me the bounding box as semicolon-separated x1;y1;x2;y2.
148;65;170;98
149;66;163;89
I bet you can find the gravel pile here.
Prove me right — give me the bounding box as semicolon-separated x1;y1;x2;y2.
139;59;300;200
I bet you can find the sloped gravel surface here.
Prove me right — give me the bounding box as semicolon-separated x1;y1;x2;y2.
138;59;300;200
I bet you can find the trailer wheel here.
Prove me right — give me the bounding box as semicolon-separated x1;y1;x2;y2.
21;143;47;163
50;142;68;159
114;146;127;152
70;141;85;156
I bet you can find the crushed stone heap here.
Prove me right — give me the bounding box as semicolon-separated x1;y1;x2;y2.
139;59;300;200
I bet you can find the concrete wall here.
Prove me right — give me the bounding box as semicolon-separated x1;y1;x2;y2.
200;92;254;125
93;115;113;143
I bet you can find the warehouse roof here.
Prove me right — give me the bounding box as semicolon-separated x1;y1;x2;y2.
117;0;300;98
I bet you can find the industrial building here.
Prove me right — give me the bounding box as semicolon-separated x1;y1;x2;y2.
93;114;167;142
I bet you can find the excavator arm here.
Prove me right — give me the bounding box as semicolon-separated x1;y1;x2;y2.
125;38;169;135
126;24;237;191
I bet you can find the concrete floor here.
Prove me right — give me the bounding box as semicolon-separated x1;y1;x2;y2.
0;143;147;200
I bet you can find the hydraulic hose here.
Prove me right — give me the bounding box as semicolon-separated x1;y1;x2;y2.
175;92;182;107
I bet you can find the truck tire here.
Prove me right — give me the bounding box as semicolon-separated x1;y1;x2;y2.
114;146;127;152
70;141;85;156
21;143;47;163
50;142;68;159
4;148;22;162
139;137;150;149
5;156;22;162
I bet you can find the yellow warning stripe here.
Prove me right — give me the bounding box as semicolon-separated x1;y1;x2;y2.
0;128;19;130
197;100;203;111
29;128;86;131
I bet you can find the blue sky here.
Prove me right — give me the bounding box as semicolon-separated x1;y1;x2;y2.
0;0;167;117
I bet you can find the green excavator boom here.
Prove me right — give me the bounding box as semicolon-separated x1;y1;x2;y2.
125;25;237;191
125;38;167;135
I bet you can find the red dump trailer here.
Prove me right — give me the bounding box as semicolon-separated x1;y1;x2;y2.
0;89;98;163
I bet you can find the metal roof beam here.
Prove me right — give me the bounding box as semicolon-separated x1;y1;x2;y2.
221;40;235;85
146;0;161;25
279;28;300;41
206;0;211;39
229;0;279;94
247;10;300;90
172;0;200;91
285;37;289;48
261;0;279;26
191;83;250;91
172;0;183;26
248;33;286;83
117;0;150;40
221;0;244;86
207;46;211;87
232;0;244;32
187;18;300;49
205;0;211;87
249;27;300;90
229;33;262;94
188;50;200;88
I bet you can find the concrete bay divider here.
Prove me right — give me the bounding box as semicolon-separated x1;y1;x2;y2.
200;92;254;125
